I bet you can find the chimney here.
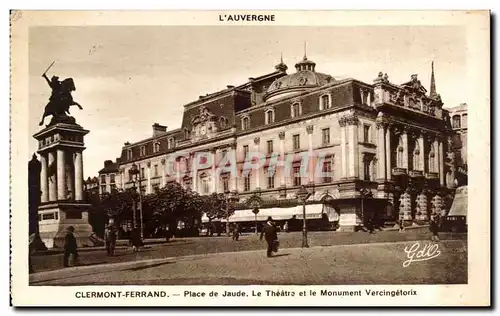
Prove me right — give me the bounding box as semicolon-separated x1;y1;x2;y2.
152;123;167;137
104;160;113;167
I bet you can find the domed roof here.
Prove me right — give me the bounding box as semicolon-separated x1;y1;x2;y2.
265;55;334;101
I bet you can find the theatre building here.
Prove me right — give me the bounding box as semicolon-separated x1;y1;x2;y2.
111;54;456;231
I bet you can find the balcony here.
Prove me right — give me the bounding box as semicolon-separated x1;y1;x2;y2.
425;172;439;180
409;170;423;178
392;167;407;176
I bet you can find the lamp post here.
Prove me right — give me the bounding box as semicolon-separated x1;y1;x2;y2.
296;185;311;248
129;163;144;239
252;208;259;234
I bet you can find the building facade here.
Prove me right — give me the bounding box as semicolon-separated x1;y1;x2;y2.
448;103;468;186
108;54;456;231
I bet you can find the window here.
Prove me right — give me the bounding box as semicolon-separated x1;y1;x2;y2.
293;134;300;150
153;142;160;153
462;114;467;128
396;137;404;168
154;164;159;177
265;167;275;189
221;175;230;193
291;102;301;117
452;115;461;129
363;125;371;143
168;138;175;149
265;110;275;125
322;158;332;183
100;175;106;184
320;94;331;110
428;144;436;172
322;128;330;146
364;158;371;180
243;145;249;159
413;141;421;170
152;183;160;192
100;185;107;194
140;146;146;156
141;167;145;179
244;173;251;191
242;116;250;130
110;174;115;184
267;140;273;155
127;149;133;160
220;117;227;128
110;184;117;192
293;166;301;187
200;174;210;194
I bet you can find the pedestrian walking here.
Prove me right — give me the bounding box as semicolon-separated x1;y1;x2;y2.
259;216;278;258
430;214;440;242
129;225;142;252
104;224;117;256
398;216;405;232
63;226;78;267
232;223;240;241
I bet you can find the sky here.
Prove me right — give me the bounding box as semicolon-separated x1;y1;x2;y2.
28;25;466;178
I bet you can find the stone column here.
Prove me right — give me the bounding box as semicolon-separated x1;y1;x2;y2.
230;145;238;192
120;168;125;189
66;156;75;200
439;139;445;186
56;149;66;200
74;152;83;201
146;162;152;194
366;91;371;106
385;126;392;180
279;131;286;186
402;128;409;170
191;153;198;192
418;135;425;171
211;149;217;193
48;151;57;201
433;138;439;174
40;153;48;203
160;159;166;187
306;125;314;184
339;119;347;179
175;158;181;183
254;137;261;190
376;122;386;180
347;115;359;178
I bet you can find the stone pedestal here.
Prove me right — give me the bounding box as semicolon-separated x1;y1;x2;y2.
338;205;361;232
33;121;94;248
38;202;94;248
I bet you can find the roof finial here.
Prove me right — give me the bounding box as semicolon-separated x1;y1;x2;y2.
303;41;307;60
280;52;284;64
274;53;288;72
430;60;437;98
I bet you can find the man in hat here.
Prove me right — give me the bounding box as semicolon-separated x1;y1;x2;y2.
63;226;78;267
260;216;279;257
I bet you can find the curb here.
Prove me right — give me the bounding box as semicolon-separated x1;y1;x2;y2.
29;238;466;284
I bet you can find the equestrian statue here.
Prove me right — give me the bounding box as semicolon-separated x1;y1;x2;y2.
39;61;83;126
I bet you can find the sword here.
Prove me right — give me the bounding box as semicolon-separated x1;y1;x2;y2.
42;61;55;76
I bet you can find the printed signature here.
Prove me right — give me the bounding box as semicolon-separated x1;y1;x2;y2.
403;242;441;267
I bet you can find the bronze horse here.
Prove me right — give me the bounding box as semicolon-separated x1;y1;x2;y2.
39;74;83;126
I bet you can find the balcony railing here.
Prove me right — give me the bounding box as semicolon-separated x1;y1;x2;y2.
409;170;423;178
424;172;439;180
392;167;407;176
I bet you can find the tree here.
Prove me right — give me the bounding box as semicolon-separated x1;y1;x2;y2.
99;188;135;227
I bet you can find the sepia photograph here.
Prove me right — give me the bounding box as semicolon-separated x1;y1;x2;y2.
10;10;489;306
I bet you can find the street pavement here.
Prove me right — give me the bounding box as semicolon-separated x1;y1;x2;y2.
30;239;467;285
30;228;466;273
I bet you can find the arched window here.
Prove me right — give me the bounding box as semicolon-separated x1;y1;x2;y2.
265;109;275;125
320;94;331;110
428;144;436;172
291;102;301;118
452;115;461;129
168;137;175;149
241;116;250;130
413;140;421;170
396;137;404;168
153;142;160;153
